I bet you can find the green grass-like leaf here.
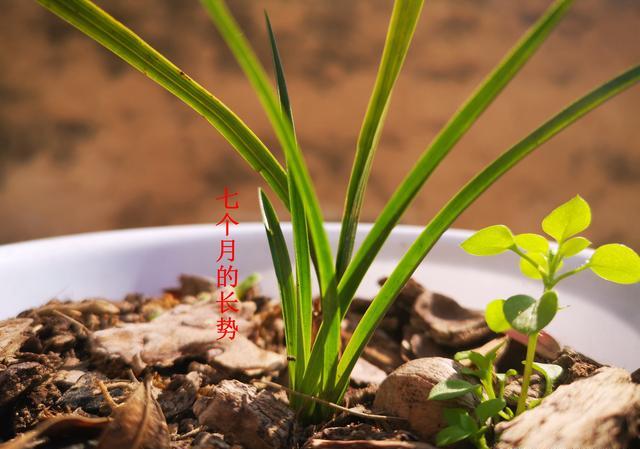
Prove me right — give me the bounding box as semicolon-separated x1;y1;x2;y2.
264;12;313;386
335;0;424;278
332;65;640;403
337;0;575;309
258;189;298;385
36;0;288;205
264;16;340;406
199;0;292;154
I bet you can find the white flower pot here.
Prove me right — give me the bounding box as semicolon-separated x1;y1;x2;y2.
0;223;637;370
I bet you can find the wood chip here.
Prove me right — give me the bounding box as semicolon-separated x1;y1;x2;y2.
496;367;640;449
194;379;293;449
90;299;284;375
413;291;493;347
0;318;33;363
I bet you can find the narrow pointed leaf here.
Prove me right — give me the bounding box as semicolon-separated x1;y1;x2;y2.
258;189;298;385
36;0;288;205
336;0;424;277
338;0;575;307
200;0;292;153
333;66;640;403
265;17;340;398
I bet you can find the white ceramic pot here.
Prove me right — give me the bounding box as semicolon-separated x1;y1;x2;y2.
0;224;637;370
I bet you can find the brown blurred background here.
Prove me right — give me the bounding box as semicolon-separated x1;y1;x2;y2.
0;0;638;247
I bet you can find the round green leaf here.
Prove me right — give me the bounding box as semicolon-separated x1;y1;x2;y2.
503;292;558;335
461;225;515;256
542;195;591;243
443;408;467;426
535;290;559;332
475;398;506;422
560;236;591;258
515;233;549;253
428;379;479;401
485;299;511;333
590;243;640;284
436;425;474;447
519;252;547;280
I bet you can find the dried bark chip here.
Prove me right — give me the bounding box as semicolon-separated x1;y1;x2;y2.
90;300;284;375
97;380;170;449
503;374;544;408
373;357;477;440
552;346;602;384
304;439;438;448
194;380;293;449
0;361;51;407
191;431;236;449
158;372;202;419
401;325;451;360
11;380;62;433
59;373;130;415
413;291;492;347
0;318;33;363
496;367;640;449
176;274;216;297
350;358;387;387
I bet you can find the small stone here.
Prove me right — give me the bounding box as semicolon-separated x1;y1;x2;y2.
373;357;477;440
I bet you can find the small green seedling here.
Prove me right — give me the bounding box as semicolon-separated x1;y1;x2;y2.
461;195;640;416
428;343;516;449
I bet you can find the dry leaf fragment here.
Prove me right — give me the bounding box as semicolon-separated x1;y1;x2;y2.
0;318;33;363
0;414;109;449
97;379;170;449
91;300;284;375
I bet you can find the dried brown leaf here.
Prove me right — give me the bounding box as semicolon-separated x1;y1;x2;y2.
0;415;109;449
97;380;169;449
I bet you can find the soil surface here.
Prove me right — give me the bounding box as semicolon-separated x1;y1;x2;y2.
2;275;637;448
0;0;639;246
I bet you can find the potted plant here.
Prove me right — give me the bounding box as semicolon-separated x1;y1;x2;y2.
0;0;638;447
